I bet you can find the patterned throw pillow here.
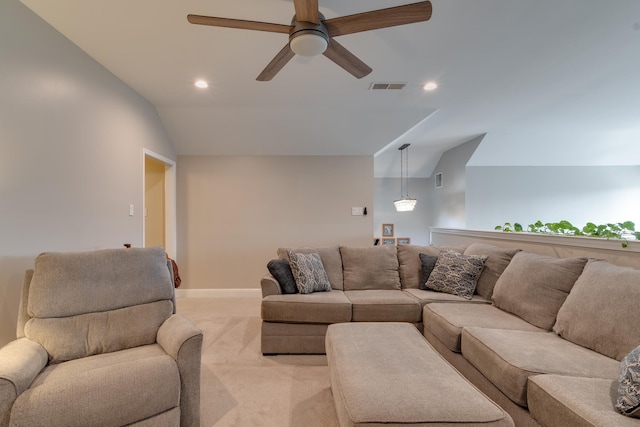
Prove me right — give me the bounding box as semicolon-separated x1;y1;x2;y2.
287;251;332;294
418;253;439;290
424;250;488;299
616;345;640;418
267;259;298;294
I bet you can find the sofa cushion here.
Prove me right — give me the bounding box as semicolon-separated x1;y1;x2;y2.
267;259;298;294
397;244;466;289
261;291;352;323
404;288;491;306
528;375;639;427
340;245;400;291
287;251;331;294
418;253;438;290
463;244;521;300
461;328;619;407
616;345;640;418
423;303;544;353
491;252;587;330
10;344;180;427
278;246;344;290
344;290;421;323
554;259;640;361
424;250;488;300
25;300;173;364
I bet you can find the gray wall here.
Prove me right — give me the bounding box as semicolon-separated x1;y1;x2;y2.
0;0;176;347
373;136;481;243
426;136;482;229
373;177;430;246
466;165;640;230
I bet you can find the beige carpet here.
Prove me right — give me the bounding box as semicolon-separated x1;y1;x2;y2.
176;297;339;427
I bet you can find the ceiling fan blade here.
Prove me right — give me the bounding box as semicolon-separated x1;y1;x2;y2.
187;15;291;34
293;0;319;24
256;44;296;81
323;1;432;37
322;38;372;79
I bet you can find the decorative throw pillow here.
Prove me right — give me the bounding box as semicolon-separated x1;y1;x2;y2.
616;345;640;418
267;259;298;294
424;250;488;299
287;251;331;294
418;253;439;290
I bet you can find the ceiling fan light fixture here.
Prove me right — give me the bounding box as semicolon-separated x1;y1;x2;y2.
289;31;328;56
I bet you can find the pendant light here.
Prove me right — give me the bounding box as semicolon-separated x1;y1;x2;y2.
393;143;417;212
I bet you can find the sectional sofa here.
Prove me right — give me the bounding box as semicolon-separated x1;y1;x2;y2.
260;243;640;426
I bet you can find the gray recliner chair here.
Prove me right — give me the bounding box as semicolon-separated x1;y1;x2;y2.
0;247;203;426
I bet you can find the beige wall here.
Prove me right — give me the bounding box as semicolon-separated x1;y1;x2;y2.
177;155;374;289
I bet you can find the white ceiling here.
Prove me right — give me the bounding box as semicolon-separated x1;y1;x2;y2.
20;0;640;177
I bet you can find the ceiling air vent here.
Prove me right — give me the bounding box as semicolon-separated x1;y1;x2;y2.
369;82;406;90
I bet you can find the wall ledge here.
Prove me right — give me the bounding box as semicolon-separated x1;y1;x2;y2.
430;227;640;253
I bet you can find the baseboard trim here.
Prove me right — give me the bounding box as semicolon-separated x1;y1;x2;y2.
175;288;261;298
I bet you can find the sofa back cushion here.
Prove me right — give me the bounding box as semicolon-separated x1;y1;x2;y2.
397;244;466;289
278;246;343;290
492;252;587;330
554;259;640;361
25;247;175;363
463;243;521;299
340;245;400;291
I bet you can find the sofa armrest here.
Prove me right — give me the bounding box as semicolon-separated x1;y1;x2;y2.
0;338;48;425
157;314;203;427
261;274;283;297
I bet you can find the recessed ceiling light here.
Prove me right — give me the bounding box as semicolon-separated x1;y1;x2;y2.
194;80;209;89
422;81;438;91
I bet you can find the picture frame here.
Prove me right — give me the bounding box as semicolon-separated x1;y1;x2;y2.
382;238;396;245
382;223;394;237
396;237;411;245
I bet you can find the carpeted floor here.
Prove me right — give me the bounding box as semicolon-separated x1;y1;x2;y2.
176;297;339;427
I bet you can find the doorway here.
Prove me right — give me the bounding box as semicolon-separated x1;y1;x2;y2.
143;149;176;258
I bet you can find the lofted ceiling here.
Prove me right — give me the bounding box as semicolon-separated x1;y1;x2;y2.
20;0;640;177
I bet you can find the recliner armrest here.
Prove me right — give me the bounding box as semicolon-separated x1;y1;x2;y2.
157;314;203;427
157;314;202;361
261;274;283;297
0;338;48;425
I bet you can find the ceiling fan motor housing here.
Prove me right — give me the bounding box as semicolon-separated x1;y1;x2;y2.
289;15;329;56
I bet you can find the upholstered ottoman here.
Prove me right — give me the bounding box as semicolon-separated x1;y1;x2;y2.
325;322;514;427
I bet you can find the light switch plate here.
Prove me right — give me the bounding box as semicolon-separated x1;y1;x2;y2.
351;207;364;216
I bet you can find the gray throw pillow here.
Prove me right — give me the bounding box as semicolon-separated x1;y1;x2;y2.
267;259;298;294
287;251;331;294
424;250;488;300
418;253;438;290
616;345;640;418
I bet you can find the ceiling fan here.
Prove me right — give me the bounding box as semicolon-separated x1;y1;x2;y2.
187;0;432;81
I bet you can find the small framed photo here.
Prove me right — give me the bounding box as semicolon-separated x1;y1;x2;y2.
382;238;396;245
382;223;394;237
396;237;411;245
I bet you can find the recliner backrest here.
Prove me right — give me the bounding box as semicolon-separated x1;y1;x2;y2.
22;247;174;363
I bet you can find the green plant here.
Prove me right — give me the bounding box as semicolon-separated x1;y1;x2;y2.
495;220;640;248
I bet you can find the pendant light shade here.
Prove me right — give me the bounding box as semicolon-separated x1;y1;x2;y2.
394;143;417;212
